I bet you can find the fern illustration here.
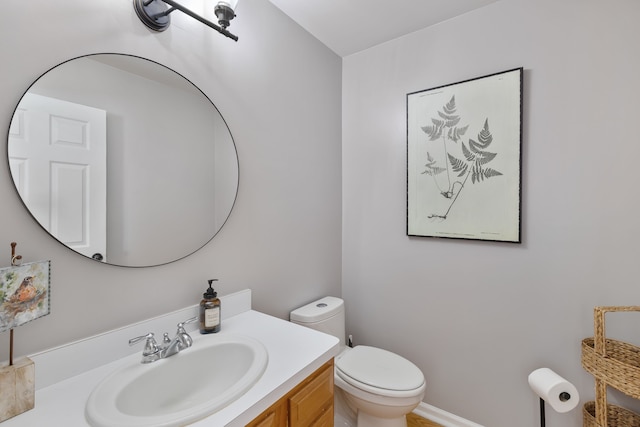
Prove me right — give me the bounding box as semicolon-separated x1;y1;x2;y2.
420;99;502;219
421;152;448;197
421;152;446;177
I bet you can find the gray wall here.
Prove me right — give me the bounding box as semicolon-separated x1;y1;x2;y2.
342;0;640;426
0;0;342;359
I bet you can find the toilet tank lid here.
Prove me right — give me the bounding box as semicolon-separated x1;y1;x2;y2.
290;296;344;323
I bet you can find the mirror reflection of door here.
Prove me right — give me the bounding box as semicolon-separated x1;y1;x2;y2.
8;93;107;260
7;54;240;267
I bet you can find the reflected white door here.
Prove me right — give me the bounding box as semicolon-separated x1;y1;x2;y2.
8;93;107;261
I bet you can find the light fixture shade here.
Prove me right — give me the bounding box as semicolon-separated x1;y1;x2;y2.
217;0;239;10
214;0;238;29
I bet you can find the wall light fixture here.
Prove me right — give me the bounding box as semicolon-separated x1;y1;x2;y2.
134;0;239;41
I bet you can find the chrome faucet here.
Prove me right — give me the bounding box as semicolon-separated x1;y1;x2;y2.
160;317;196;358
129;317;197;363
129;332;162;363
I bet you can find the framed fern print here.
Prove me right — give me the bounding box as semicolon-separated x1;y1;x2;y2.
407;68;522;242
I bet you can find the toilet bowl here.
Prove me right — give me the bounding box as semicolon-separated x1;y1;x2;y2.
290;297;425;427
335;346;426;427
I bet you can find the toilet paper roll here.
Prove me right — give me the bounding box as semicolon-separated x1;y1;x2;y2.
528;368;579;413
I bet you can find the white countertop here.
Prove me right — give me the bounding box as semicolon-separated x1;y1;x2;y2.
2;292;339;427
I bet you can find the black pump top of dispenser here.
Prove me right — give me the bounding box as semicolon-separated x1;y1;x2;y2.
204;279;218;299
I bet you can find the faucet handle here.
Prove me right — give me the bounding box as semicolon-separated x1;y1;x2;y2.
176;317;197;348
129;332;160;356
177;316;197;331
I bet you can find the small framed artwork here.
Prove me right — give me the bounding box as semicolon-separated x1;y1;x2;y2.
407;67;523;243
0;260;51;332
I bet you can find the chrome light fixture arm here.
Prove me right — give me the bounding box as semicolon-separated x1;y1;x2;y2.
134;0;238;41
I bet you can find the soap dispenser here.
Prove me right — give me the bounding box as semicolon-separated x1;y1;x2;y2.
199;279;221;334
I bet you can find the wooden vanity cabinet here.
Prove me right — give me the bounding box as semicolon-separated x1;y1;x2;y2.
246;402;287;427
246;359;334;427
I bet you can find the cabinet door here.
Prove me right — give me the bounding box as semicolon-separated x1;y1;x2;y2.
288;362;334;427
307;405;333;427
246;359;335;427
246;396;287;427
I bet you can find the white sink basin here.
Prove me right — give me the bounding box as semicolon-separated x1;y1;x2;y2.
85;334;268;427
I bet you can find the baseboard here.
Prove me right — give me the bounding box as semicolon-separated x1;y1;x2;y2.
413;402;485;427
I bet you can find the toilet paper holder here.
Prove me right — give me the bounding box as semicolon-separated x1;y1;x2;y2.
528;367;579;427
537;392;570;427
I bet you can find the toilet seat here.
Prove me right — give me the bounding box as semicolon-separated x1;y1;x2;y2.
335;346;425;399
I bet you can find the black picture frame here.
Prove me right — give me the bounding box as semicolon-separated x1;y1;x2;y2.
407;68;523;242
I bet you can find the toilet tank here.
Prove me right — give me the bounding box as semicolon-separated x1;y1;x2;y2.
290;296;345;345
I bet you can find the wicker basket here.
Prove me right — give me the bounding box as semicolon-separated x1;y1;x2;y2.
581;306;640;426
583;401;640;427
582;337;640;398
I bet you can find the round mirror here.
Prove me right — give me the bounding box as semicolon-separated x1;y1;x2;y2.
7;54;239;267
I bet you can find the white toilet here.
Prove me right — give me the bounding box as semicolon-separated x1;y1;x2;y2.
290;296;426;427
